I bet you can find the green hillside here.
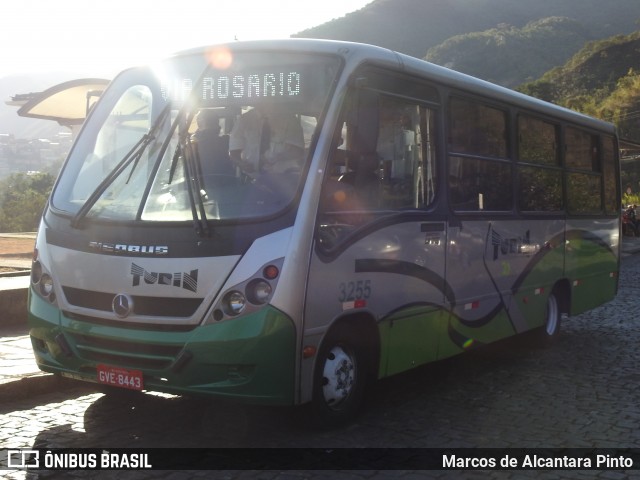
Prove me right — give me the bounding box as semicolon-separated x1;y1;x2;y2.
295;0;640;60
518;32;640;140
425;17;591;87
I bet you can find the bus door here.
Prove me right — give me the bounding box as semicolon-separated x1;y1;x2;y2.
442;97;529;357
305;73;447;385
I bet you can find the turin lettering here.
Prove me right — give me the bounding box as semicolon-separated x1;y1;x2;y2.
131;263;198;292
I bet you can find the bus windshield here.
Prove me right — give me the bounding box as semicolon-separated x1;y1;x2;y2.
52;49;341;224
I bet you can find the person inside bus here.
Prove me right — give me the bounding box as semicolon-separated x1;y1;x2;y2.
191;109;234;178
229;104;304;181
625;204;639;235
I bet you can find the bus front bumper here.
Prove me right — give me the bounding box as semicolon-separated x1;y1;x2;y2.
28;291;297;405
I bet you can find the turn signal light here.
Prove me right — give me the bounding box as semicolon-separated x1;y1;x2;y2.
303;345;317;359
263;265;279;280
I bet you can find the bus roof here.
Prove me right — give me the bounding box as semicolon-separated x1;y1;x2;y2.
173;38;615;135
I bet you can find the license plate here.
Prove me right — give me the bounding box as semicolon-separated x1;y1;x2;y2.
96;364;144;391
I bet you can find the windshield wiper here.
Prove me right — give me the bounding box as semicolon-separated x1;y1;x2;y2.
164;103;211;238
70;104;171;229
179;122;210;237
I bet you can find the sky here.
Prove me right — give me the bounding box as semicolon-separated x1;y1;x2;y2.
1;0;373;79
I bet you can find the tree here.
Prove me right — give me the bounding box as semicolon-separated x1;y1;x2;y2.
0;173;54;232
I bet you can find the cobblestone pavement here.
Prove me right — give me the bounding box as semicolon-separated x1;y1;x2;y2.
2;255;640;479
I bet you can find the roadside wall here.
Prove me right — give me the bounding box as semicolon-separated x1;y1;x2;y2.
0;273;30;328
0;286;28;327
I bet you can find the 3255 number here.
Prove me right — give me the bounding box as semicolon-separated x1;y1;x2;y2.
338;280;372;302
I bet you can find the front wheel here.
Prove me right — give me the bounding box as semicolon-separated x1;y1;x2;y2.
309;328;368;428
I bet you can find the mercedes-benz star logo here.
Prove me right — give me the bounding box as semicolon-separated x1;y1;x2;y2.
112;294;134;318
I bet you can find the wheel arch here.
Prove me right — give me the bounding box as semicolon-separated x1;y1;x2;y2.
304;310;381;427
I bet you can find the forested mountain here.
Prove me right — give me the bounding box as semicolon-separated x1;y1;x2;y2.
518;32;640;140
295;0;640;87
295;0;640;58
424;17;592;87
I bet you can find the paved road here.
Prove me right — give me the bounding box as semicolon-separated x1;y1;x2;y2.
2;255;640;479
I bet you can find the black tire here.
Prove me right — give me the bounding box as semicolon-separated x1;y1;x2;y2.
534;291;562;346
309;327;368;428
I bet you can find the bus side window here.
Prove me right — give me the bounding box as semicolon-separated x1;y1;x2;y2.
375;97;437;209
321;95;438;214
448;97;511;212
318;97;438;250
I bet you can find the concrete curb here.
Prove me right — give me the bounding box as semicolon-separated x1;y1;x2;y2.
0;270;31;278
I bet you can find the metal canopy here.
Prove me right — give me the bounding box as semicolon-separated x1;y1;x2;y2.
16;78;110;126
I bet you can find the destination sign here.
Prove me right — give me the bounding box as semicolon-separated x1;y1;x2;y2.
161;69;302;105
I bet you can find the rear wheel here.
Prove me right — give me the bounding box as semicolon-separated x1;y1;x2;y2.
534;291;562;345
309;327;368;428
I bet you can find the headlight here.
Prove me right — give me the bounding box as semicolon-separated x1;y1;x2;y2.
207;259;284;324
223;291;246;316
39;273;54;297
31;260;43;284
31;252;57;305
247;279;272;305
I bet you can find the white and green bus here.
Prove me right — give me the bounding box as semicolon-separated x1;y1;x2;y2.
28;39;620;425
